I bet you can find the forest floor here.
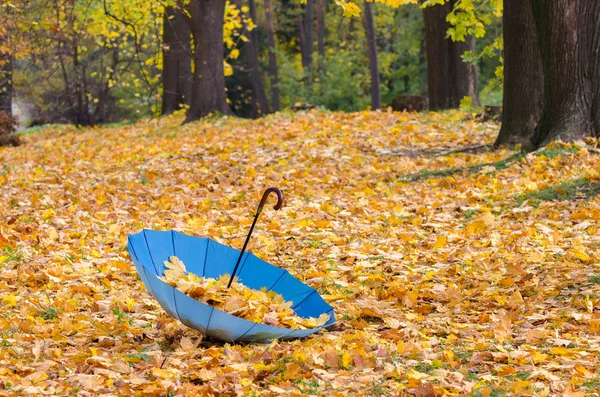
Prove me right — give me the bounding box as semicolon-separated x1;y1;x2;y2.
1;110;600;396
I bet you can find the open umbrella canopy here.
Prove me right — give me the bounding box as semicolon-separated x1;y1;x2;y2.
127;229;336;342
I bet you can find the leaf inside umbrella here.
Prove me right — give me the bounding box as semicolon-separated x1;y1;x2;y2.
159;256;330;329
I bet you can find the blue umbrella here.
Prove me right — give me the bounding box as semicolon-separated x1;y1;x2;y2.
127;188;336;342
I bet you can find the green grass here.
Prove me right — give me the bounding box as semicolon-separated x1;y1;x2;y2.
536;145;580;158
583;378;600;388
517;178;600;205
589;276;600;285
401;152;525;182
38;307;60;320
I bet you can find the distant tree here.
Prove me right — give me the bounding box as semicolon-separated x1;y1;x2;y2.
422;1;480;110
161;5;192;115
363;0;380;110
316;0;326;70
264;0;280;111
236;0;270;115
0;52;11;117
298;0;315;76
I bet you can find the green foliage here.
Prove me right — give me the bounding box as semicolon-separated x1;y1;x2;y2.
276;2;425;111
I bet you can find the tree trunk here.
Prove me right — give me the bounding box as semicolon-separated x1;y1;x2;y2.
241;0;270;115
529;0;600;148
264;0;280;111
299;0;314;75
422;1;480;110
184;0;231;123
0;52;12;117
363;0;380;110
316;0;326;70
494;0;543;146
162;6;192;115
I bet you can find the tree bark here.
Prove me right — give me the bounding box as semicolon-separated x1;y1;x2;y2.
184;0;231;123
0;52;12;117
264;0;280;111
162;5;192;115
529;0;600;148
316;0;326;69
363;0;380;110
422;1;480;110
298;0;314;75
242;0;270;115
494;0;543;146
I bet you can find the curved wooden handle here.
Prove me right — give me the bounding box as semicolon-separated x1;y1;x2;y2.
257;187;284;212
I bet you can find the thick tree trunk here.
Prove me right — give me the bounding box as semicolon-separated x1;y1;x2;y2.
0;52;12;117
494;0;543;146
529;0;600;148
162;6;192;115
184;0;231;123
363;0;380;110
264;0;280;112
422;1;480;110
242;0;270;115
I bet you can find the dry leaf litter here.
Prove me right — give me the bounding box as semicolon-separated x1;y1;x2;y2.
1;110;600;395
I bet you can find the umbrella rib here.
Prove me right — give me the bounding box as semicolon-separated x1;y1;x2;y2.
277;329;297;341
290;289;317;311
143;230;159;275
127;237;139;262
267;272;287;292
171;288;182;323
205;307;216;335
171;230;177;257
201;240;210;277
233;323;258;343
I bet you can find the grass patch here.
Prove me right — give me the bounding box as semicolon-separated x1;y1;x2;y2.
583;378;600;388
589;276;600;285
38;307;60;320
401;152;525;182
536;145;580;158
517;178;600;205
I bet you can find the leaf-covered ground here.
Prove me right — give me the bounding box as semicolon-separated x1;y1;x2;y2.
1;110;600;396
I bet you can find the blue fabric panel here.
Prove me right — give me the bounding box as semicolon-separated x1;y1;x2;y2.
283;328;321;340
292;290;334;320
237;323;295;343
143;229;175;276
128;233;156;273
236;253;286;290
143;269;179;320
269;272;312;305
204;308;256;342
203;240;239;279
172;232;209;276
172;288;213;334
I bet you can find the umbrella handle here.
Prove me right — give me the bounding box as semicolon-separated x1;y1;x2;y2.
258;187;284;212
228;187;284;288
